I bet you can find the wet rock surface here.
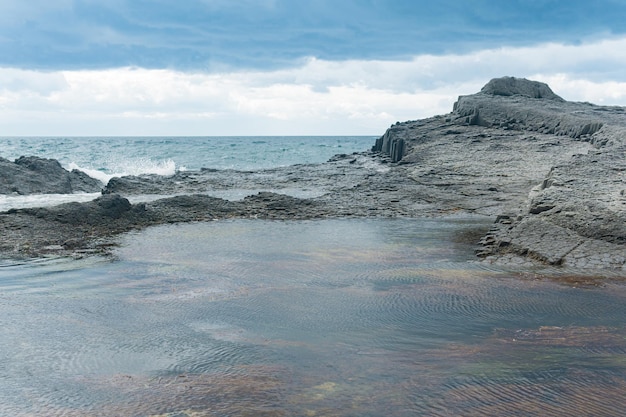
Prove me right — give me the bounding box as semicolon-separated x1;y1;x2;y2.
1;77;625;273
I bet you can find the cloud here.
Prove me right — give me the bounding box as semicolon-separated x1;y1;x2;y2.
536;75;626;104
0;66;467;135
2;36;626;135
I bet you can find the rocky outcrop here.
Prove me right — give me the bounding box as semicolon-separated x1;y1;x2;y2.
369;77;626;271
479;76;564;101
453;90;608;139
372;124;406;162
18;194;144;227
0;194;152;255
450;77;619;140
0;156;102;194
374;77;611;163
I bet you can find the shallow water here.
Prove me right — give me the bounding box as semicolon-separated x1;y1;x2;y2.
1;218;626;416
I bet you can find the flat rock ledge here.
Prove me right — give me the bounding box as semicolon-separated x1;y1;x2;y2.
1;76;626;276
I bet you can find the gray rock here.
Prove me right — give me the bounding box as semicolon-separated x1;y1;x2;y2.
452;90;611;139
372;124;407;162
0;156;102;194
369;77;626;271
480;136;626;269
19;194;145;227
480;76;564;101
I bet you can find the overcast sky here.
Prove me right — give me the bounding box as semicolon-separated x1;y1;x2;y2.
2;0;626;136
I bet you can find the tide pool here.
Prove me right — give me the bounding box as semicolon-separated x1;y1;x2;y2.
1;218;625;416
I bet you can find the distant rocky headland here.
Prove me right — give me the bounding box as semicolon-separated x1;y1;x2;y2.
2;76;625;274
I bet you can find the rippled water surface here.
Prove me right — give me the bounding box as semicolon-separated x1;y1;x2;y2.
1;218;626;416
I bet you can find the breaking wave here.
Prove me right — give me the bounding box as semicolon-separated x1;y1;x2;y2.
67;157;178;185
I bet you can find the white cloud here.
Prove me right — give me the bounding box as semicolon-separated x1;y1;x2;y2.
532;74;626;104
2;36;626;136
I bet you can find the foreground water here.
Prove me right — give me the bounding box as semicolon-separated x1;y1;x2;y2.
1;218;625;416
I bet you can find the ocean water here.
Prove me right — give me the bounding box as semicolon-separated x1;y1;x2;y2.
1;218;626;416
1;136;374;183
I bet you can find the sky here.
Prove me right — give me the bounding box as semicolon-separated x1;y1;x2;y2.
1;0;626;136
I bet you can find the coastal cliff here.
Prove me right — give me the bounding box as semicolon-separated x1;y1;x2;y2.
1;76;625;273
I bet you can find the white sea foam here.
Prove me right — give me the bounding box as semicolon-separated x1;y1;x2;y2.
0;193;101;212
0;158;178;212
67;158;177;184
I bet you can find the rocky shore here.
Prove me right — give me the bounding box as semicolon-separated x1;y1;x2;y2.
2;76;625;273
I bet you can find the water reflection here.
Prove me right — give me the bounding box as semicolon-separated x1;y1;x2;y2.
1;218;625;416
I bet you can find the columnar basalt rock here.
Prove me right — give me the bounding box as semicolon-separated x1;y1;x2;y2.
452;78;611;139
372;124;407;162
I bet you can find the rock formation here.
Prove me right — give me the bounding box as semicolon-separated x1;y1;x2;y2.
372;126;406;162
376;76;626;270
0;156;102;194
479;76;564;100
453;82;608;139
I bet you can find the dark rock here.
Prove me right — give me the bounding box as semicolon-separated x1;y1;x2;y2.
372;126;407;162
137;195;238;224
94;194;133;218
0;156;102;194
529;203;555;215
22;194;139;227
242;191;321;219
69;169;103;193
103;175;165;195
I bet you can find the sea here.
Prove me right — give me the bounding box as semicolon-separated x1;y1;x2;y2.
1;136;626;416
